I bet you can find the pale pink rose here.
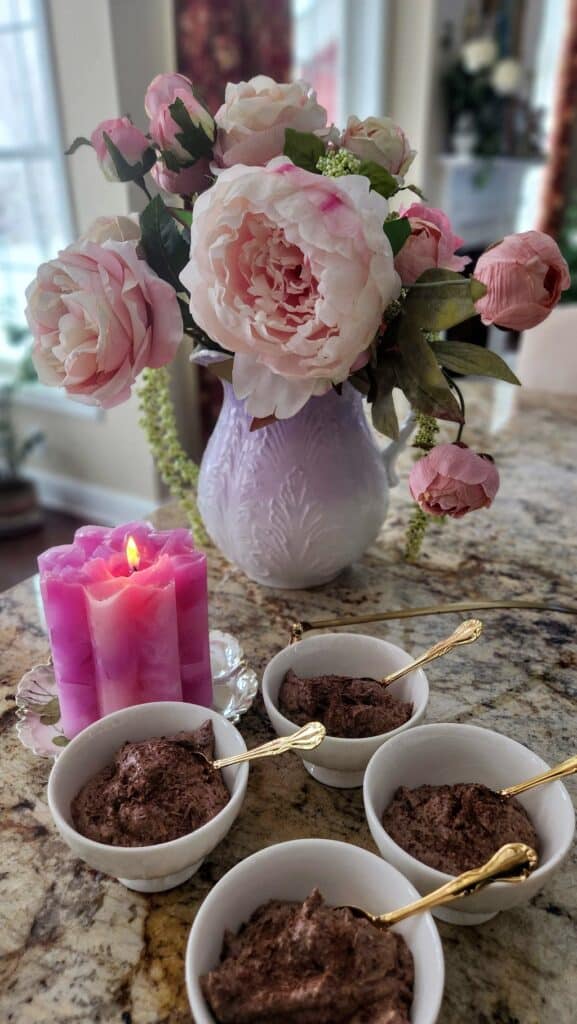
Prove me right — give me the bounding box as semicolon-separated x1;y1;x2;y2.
145;72;215;161
25;240;183;408
180;156;400;419
474;231;570;331
394;204;471;285
90;117;150;181
343;116;415;177
151;156;212;196
213;75;327;168
80;215;140;244
409;443;500;518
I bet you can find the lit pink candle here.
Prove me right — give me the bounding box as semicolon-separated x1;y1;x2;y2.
38;523;212;737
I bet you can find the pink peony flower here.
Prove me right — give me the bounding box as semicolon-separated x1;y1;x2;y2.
180;156;401;419
409;443;500;518
145;72;215;161
151;156;212;196
474;231;570;331
213;75;327;168
90;117;150;181
343;116;415;177
26;240;183;408
394;204;471;285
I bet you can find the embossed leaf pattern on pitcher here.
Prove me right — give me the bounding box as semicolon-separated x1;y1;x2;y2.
198;383;406;589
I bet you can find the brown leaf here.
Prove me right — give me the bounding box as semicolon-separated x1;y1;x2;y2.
249;414;277;431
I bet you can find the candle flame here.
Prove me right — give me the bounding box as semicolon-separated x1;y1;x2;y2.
126;535;140;571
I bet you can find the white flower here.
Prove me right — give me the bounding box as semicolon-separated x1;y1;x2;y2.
343;116;415;178
491;58;522;96
461;37;498;74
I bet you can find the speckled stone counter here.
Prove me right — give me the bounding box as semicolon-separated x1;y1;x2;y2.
1;384;576;1023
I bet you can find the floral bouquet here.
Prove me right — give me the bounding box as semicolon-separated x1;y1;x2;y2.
25;73;569;566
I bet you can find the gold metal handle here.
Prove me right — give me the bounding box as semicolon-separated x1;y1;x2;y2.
289;599;577;643
380;843;538;926
212;721;326;770
381;618;483;686
501;754;577;798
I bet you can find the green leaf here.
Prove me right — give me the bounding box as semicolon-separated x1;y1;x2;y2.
358;160;399;198
139;199;225;353
170;207;193;229
139;195;190;293
103;132;157;182
65;136;92;156
377;298;463;423
168;97;215;159
406;268;483;331
283;128;325;172
430;339;520;384
470;276;487;302
371;386;399;440
394;324;463;422
161;148;184;172
383;217;411;255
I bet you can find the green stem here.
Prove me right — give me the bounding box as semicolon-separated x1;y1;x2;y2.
444;373;466;443
137;177;152;200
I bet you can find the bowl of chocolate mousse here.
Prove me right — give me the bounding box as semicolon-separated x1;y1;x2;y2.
364;723;575;925
47;702;249;892
185;837;445;1024
262;632;429;787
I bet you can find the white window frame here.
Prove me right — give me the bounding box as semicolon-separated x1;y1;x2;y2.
0;1;99;414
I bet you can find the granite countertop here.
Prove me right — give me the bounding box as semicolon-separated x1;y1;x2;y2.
0;384;576;1023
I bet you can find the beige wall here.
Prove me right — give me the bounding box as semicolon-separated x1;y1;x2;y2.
17;0;177;511
386;0;443;197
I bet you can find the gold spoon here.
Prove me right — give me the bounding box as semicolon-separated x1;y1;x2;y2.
342;842;538;928
378;618;483;687
500;754;577;798
208;721;326;770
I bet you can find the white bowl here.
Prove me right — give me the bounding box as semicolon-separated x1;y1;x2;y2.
47;702;249;892
364;723;575;925
186;838;444;1024
262;633;429;788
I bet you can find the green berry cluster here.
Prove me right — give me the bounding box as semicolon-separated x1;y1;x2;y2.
138;367;207;544
405;506;430;562
404;412;440;561
317;148;362;177
413;411;440;453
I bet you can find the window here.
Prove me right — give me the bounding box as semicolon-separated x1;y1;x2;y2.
0;0;73;369
291;0;388;128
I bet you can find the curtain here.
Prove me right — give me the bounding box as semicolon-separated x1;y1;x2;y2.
175;0;292;447
539;0;577;238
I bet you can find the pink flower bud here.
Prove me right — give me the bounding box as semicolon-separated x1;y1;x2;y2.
90;117;150;181
409;443;500;518
145;73;215;162
474;231;570;331
394;204;470;285
151;157;212;197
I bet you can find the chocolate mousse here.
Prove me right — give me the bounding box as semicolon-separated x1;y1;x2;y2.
279;669;413;738
382;782;538;874
71;720;229;846
201;887;414;1023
